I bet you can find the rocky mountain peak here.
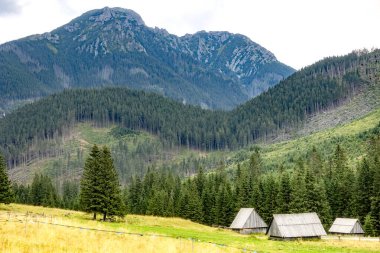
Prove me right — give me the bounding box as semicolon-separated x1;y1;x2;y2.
0;7;295;111
62;7;145;33
87;7;145;26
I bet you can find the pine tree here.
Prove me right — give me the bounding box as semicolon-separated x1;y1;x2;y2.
62;181;79;210
251;180;264;215
233;164;244;211
367;136;380;235
80;145;102;219
356;159;374;221
30;174;59;207
328;145;352;217
305;165;317;211
289;163;307;213
276;171;291;213
312;180;332;228
195;166;205;197
308;146;323;178
363;214;376;237
80;145;124;221
201;181;215;225
12;183;30;204
128;177;143;214
147;189;168;216
370;157;380;236
30;174;42;205
235;164;251;208
261;174;278;222
179;180;202;222
215;181;234;226
98;146;124;221
249;149;262;182
0;153;12;204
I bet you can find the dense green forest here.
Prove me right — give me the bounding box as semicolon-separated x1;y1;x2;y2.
0;49;379;169
11;124;380;235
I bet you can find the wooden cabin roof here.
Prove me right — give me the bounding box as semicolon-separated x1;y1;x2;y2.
329;218;364;234
267;212;326;238
230;208;267;229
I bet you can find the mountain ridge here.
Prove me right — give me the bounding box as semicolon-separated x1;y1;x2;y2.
0;7;294;111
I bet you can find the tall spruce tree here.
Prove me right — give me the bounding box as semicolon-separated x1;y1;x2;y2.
308;146;323;178
80;145;124;221
370;157;380;236
80;145;102;219
289;162;307;213
261;174;278;222
311;180;332;228
179;180;203;222
0;153;12;204
276;171;291;213
201;180;215;225
30;174;59;207
249;149;262;182
363;214;376;237
328;145;350;217
235;164;251;208
98;146;124;220
128;177;144;214
369;136;380;235
356;159;374;221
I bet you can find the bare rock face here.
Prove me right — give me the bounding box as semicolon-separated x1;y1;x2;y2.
0;7;294;111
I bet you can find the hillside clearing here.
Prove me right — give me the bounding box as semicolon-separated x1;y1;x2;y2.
230;107;380;171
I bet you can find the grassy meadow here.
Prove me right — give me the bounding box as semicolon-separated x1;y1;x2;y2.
1;204;379;253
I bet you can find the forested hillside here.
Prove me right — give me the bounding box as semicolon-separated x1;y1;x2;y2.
0;49;378;169
11;122;380;235
230;49;380;145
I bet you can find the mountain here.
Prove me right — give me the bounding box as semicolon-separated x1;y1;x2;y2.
0;7;294;111
0;49;378;173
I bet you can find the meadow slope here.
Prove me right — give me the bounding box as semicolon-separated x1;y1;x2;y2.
0;204;379;253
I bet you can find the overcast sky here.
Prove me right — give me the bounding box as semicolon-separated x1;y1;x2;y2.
0;0;379;69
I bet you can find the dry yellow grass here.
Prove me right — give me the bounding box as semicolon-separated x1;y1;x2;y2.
1;204;379;253
0;219;239;253
0;221;240;253
0;207;239;253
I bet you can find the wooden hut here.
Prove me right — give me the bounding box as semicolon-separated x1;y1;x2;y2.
329;218;364;235
230;208;268;234
266;212;326;240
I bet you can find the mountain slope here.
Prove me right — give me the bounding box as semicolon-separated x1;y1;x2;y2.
0;7;294;111
231;108;380;172
0;49;378;170
229;49;380;145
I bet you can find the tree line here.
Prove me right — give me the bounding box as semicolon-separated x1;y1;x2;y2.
5;134;379;236
124;140;380;236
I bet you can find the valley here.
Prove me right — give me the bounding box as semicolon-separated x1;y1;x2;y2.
0;5;379;252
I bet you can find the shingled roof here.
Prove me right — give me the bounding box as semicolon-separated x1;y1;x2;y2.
329;218;364;234
230;208;267;229
267;212;326;238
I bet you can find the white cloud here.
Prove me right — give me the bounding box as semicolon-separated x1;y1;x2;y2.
0;0;22;15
